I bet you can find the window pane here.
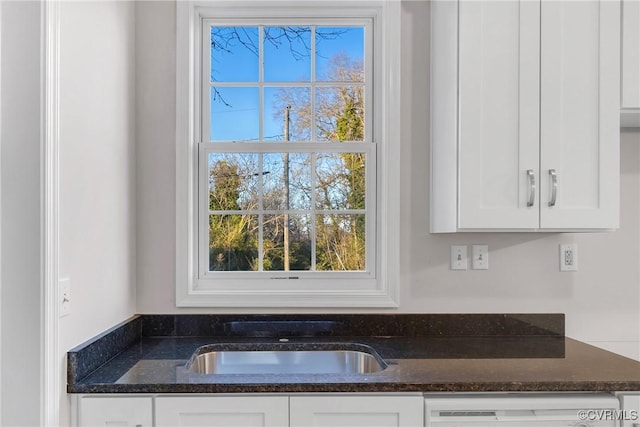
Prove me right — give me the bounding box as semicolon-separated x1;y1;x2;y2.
263;153;312;210
209;214;259;271
316;27;364;82
202;21;372;280
316;152;366;210
209;153;259;211
264;26;311;82
210;87;259;141
263;214;311;271
264;87;311;142
210;26;259;82
315;214;365;271
316;87;364;141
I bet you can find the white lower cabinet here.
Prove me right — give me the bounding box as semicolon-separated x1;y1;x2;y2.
155;395;289;427
290;395;424;427
76;394;424;427
620;393;640;427
75;393;640;427
77;396;153;427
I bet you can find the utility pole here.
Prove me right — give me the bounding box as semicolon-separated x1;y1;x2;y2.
283;105;291;271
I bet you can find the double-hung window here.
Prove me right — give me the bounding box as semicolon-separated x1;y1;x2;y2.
177;1;400;307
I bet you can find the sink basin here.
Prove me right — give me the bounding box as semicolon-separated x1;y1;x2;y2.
186;343;387;375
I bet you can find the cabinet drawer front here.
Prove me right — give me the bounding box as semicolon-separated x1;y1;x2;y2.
621;394;640;427
290;395;424;427
155;396;289;427
79;396;153;427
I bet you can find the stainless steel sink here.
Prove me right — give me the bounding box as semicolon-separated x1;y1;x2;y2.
186;343;387;375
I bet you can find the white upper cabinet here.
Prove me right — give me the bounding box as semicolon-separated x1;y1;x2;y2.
622;0;640;126
430;0;620;233
456;1;541;230
540;1;620;229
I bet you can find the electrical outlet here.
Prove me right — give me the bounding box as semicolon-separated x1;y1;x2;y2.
471;245;489;270
560;244;578;272
451;245;468;270
60;277;71;317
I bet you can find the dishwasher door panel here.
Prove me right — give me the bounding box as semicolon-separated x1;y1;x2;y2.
425;394;619;427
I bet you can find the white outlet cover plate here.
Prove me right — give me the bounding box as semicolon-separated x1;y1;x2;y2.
560;244;578;272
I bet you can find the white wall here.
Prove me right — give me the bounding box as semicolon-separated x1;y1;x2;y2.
401;1;640;360
0;2;44;425
57;1;137;425
134;0;640;361
136;0;176;306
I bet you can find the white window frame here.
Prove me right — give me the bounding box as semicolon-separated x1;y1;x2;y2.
176;0;401;307
200;18;375;280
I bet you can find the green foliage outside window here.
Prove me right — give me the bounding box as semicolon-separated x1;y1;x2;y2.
208;27;367;272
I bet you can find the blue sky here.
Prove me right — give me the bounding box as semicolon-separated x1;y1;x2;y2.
209;26;364;142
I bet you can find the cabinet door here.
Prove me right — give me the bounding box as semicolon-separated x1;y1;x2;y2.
155;396;288;427
620;394;640;427
290;395;423;427
540;0;620;229
457;0;540;230
622;0;640;110
78;396;153;427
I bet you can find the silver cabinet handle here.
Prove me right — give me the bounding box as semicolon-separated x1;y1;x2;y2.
526;169;536;207
548;169;557;207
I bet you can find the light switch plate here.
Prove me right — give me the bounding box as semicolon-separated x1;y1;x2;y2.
450;245;468;270
471;245;489;270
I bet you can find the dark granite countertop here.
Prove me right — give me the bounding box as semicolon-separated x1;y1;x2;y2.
67;314;640;394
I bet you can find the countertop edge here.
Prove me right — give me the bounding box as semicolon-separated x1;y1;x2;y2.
67;381;640;394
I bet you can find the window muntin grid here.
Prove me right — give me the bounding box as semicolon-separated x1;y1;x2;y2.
199;20;375;278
